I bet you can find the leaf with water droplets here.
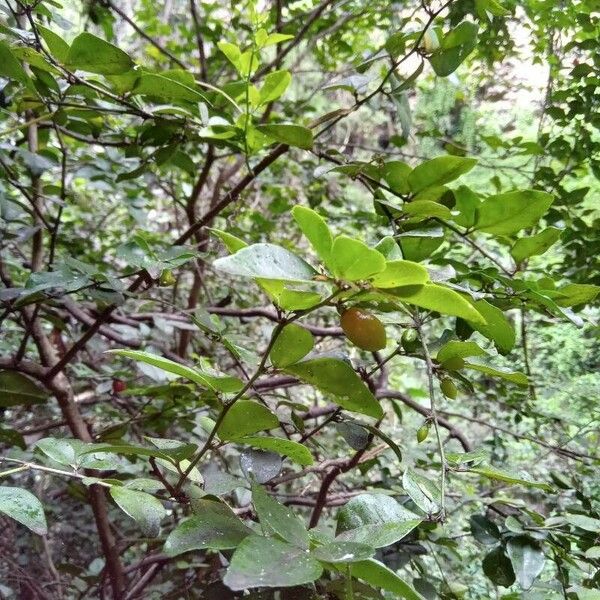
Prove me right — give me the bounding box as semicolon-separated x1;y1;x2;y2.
311;541;375;563
224;535;323;590
252;483;309;549
164;499;252;556
109;487;166;537
240;449;282;483
0;487;47;535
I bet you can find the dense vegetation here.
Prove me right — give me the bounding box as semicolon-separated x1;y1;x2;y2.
0;0;599;598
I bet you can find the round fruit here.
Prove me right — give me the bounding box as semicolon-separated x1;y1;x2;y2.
401;329;419;353
112;379;126;394
417;423;430;443
159;269;176;286
340;308;387;352
440;377;458;399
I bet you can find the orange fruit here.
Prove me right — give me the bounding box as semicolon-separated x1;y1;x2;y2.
340;308;386;351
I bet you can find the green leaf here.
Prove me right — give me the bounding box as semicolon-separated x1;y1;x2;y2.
464;362;528;385
437;341;486;364
475;190;554;236
210;228;248;253
467;299;516;354
506;535;545;590
133;73;206;103
0;41;34;90
349;559;425;600
403;200;452;220
109;487;166;537
402;468;441;515
213;243;317;282
284;358;383;419
259;70;291;104
336;494;419;533
510;227;561;262
553;283;600;307
252;483;309;549
0;371;48;407
65;32;134;75
453;185;480;227
292;205;333;268
239;436;314;466
329;236;386;281
408;156;477;193
429;22;478;77
382;161;411;195
470;514;501;545
337;520;422;548
482;546;515;587
469;465;552;490
370;260;429;288
79;442;189;463
240;448;282;483
566;514;600;532
164;499;252;556
107;350;243;392
375;236;403;260
312;541;375;563
336;493;420;547
224;535;323;590
0;487;47;535
256;124;313;149
270;323;314;368
218;401;279;440
37;25;70;63
389;284;486;324
36;437;85;467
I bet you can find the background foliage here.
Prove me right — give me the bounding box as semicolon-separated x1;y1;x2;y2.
0;0;598;598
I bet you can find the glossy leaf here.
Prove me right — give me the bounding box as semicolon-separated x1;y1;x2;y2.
0;41;34;89
408;156;477;193
218;401;279;440
164;500;252;556
238;436;313;466
482;546;515;587
224;535;323;590
349;559;425;600
213;243;317;281
107;350;243;392
65;32;134;75
110;487;166;537
389;284;486;324
252;483;309;549
475;190;554;236
0;487;47;535
311;541;375;563
506;535;545;590
467;299;516;354
240;449;282;483
284;358;383;419
469;465;552;490
470;514;501;545
329;236;386;281
0;371;48;407
370;260;429;288
259;70;291;104
464;362;527;385
256;124;313;149
134;73;206;103
292;205;333;268
511;227;561;262
270;323;314;368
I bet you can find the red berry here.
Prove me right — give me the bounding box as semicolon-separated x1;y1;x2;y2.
112;379;126;394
